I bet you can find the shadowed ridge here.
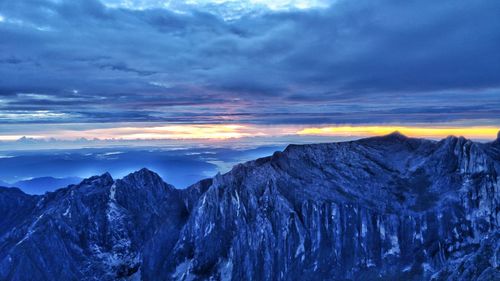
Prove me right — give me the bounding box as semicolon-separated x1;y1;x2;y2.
0;135;499;281
283;131;413;154
45;172;116;197
11;176;82;195
487;131;500;157
120;167;174;190
355;130;412;145
134;167;157;176
356;130;430;151
0;168;183;281
79;172;113;186
123;167;160;179
0;185;28;195
0;185;38;236
388;130;405;137
439;134;469;149
181;177;214;211
379;130;408;140
0;180;12;188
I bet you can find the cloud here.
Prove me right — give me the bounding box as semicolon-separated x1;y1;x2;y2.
101;0;331;19
0;0;499;128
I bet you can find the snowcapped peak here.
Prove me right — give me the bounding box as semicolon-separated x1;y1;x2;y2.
497;130;500;141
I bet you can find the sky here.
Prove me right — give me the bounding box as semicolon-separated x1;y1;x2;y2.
0;0;499;145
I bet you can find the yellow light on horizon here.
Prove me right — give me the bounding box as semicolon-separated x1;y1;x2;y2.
2;124;499;142
297;126;500;140
78;124;253;140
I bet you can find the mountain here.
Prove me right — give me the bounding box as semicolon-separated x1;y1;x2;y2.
0;180;12;187
10;176;83;195
0;133;499;280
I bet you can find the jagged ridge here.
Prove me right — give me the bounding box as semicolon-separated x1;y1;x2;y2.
0;132;499;281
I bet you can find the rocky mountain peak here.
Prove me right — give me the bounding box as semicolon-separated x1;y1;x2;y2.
388;130;406;138
0;186;25;195
0;136;498;281
79;172;114;187
136;167;158;177
373;130;409;142
491;130;500;146
124;167;160;180
120;168;171;190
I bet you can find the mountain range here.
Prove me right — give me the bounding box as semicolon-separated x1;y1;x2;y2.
0;177;82;195
0;132;498;280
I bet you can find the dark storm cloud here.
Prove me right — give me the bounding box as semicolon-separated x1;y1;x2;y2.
0;0;499;125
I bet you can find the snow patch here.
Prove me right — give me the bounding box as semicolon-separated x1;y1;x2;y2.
204;222;215;236
361;220;367;237
98;182;137;277
107;183;124;222
384;234;400;257
173;259;195;281
422;262;433;272
63;205;71;218
295;240;305;260
220;259;233;281
379;221;386;240
16;214;45;246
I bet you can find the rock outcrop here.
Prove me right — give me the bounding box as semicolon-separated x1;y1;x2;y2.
0;133;498;280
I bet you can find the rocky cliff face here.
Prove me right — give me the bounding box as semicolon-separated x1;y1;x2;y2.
0;133;498;280
0;169;187;281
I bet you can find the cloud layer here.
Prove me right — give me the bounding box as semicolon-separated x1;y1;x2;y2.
0;0;499;128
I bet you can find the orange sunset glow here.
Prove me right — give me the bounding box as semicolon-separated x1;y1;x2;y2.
297;126;500;139
1;124;498;142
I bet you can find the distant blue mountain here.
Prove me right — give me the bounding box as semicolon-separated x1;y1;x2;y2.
0;133;498;280
0;180;11;187
0;146;284;189
11;176;82;194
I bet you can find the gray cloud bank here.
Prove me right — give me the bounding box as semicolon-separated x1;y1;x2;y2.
0;0;499;125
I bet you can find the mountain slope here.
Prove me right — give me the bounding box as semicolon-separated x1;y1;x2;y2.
157;133;499;280
0;169;187;281
12;176;83;195
0;133;498;280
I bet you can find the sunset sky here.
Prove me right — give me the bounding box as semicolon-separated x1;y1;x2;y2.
1;0;499;144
